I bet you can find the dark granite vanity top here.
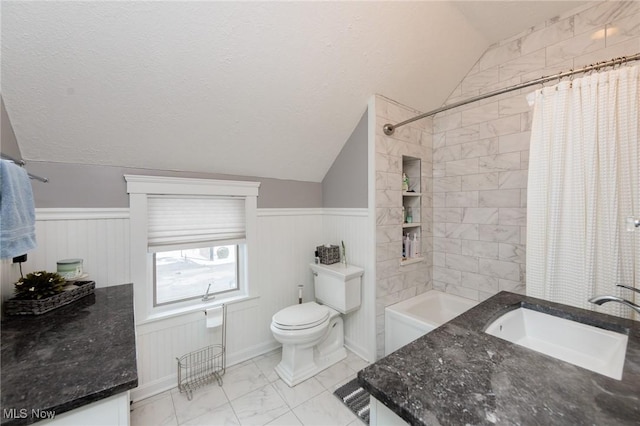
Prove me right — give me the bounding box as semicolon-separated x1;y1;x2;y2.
1;284;138;425
359;291;640;425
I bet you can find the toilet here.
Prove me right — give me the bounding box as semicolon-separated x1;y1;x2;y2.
270;262;364;387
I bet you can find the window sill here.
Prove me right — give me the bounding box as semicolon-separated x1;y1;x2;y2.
136;293;259;327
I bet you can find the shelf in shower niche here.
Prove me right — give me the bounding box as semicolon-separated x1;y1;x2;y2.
400;257;424;266
402;222;421;228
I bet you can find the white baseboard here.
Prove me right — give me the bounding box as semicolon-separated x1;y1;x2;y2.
130;375;178;403
226;341;282;368
345;338;373;364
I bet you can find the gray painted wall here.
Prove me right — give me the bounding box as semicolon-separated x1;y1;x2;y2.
322;110;368;208
1;97;22;160
12;107;368;209
27;161;322;209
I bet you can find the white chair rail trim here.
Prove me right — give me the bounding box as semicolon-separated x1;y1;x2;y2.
35;208;130;221
257;208;368;217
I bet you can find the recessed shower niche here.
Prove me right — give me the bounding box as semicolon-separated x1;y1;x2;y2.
401;155;423;265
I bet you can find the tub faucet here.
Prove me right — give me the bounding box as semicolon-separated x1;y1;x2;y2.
616;283;640;295
589;283;640;314
589;295;640;314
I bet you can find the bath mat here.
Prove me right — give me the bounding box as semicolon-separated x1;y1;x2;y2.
333;378;370;424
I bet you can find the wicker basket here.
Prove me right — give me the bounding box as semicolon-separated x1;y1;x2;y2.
317;245;340;265
4;280;96;316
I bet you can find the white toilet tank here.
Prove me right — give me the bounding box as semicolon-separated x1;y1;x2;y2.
310;263;364;314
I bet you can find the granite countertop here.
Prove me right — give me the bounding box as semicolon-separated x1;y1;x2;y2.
359;291;640;425
1;283;138;425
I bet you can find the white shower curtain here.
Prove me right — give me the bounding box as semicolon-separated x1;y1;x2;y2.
527;64;639;320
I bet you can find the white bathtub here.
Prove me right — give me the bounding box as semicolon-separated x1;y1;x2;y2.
384;290;479;355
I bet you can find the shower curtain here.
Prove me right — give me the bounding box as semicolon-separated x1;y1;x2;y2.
526;64;639;320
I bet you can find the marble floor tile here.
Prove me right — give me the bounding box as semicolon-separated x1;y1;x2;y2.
327;373;357;394
181;402;240;426
130;393;177;426
131;389;172;411
131;349;369;426
315;360;357;390
292;391;357;426
253;350;282;383
272;377;325;409
344;351;370;373
265;411;303;426
230;383;289;426
222;362;270;401
171;382;229;424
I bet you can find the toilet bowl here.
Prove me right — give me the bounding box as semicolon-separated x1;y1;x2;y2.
271;302;346;386
271;262;364;387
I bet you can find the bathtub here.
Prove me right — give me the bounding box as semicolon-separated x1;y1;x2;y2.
384;290;479;355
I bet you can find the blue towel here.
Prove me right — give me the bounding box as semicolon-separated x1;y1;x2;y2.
0;159;36;258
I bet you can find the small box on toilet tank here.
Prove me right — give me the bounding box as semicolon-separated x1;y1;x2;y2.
310;263;364;314
316;245;340;265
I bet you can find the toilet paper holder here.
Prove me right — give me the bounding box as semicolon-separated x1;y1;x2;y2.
205;305;225;328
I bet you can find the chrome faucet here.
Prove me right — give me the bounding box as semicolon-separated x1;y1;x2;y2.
588;284;640;314
589;295;640;314
202;283;215;302
616;284;640;295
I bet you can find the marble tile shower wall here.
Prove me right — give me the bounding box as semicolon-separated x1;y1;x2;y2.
431;1;640;302
374;95;433;358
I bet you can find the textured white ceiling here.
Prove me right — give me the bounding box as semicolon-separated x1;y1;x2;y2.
1;1;588;182
452;1;594;44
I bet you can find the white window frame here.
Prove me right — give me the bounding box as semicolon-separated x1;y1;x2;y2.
126;175;260;324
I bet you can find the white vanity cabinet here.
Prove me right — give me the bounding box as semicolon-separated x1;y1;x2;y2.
41;393;130;426
369;396;408;426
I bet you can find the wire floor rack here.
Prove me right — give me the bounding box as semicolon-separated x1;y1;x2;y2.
177;305;226;400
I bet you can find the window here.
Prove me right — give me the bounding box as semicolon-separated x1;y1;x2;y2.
126;175;260;321
154;245;238;305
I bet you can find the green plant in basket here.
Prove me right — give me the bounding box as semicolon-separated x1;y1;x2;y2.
14;271;66;300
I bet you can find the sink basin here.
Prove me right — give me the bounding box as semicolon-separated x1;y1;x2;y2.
485;307;628;380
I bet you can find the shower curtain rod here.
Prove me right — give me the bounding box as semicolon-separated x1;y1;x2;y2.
383;52;640;136
0;153;49;182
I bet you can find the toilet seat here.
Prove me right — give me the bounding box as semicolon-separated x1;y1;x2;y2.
272;302;330;331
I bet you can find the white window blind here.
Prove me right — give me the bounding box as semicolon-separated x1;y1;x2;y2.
147;195;246;252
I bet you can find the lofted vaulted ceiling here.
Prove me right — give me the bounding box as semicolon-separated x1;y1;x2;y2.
1;1;590;182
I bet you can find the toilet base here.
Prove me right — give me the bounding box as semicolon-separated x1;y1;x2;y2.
274;345;347;387
273;314;347;387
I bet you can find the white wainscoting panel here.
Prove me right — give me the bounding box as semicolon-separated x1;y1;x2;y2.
323;209;375;361
1;209;131;301
135;310;225;400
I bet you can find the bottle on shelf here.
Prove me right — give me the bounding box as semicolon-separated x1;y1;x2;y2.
404;234;412;259
402;173;409;191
